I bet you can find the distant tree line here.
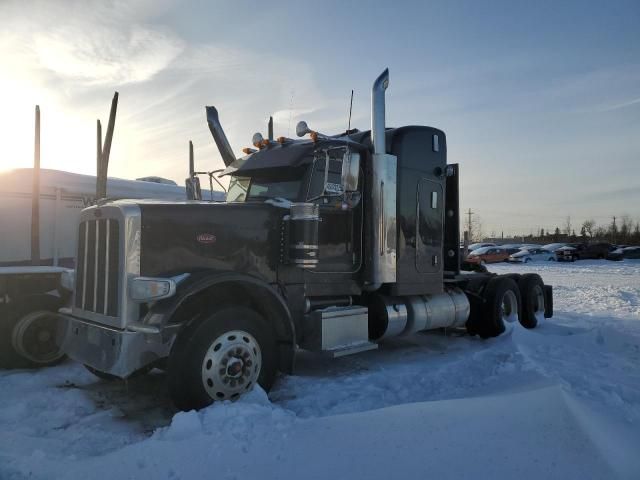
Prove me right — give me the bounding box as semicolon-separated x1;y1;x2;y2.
527;216;640;245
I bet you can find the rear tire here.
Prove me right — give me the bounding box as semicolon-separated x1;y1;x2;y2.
168;306;277;411
477;276;521;338
518;274;545;329
0;295;66;369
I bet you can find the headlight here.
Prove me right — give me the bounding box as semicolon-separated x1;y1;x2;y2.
130;277;177;303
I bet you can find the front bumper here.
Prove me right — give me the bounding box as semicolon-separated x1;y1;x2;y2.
59;313;176;378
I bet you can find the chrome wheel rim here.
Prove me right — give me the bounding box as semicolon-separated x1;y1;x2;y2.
201;330;261;401
532;285;546;323
500;290;519;325
11;311;65;364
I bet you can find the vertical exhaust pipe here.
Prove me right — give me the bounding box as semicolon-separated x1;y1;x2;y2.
268;116;274;141
371;68;389;154
206;106;236;167
365;68;397;289
189;140;195;177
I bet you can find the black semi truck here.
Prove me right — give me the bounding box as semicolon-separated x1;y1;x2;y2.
60;69;553;411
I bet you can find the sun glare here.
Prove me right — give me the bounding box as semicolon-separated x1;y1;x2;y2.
0;83;96;176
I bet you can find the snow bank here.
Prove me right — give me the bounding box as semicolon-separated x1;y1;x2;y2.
2;260;639;479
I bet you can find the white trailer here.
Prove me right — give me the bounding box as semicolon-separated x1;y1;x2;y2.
0;167;222;368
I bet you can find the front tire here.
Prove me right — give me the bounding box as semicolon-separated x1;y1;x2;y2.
168;306;277;411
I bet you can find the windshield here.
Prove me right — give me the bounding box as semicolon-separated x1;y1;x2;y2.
226;176;249;202
246;176;303;201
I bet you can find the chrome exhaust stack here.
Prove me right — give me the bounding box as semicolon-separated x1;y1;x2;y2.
371;68;389;155
365;68;397;289
206;106;237;167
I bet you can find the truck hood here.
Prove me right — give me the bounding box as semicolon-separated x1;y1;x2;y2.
137;201;286;280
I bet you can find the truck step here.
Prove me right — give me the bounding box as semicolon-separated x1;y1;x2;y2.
301;306;376;357
323;341;378;358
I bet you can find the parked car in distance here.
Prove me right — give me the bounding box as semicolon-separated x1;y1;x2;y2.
607;246;640;261
499;243;524;249
541;243;567;252
468;242;496;252
466;246;510;265
556;243;615;261
503;247;522;255
509;248;556;263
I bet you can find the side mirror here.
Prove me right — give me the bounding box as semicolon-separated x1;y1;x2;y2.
341;151;360;193
185;177;202;200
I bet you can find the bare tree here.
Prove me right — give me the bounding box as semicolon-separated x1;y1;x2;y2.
582;219;595;238
564;216;572;236
620;215;631;242
471;215;484;242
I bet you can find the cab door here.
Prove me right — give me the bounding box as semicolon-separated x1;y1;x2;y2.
306;155;362;273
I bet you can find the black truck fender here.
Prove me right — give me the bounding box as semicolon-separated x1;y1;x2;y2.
142;271;296;374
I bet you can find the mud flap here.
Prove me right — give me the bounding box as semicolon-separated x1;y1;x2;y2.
543;285;553;318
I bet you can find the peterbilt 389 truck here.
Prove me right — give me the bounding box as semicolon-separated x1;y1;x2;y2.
60;69;553;411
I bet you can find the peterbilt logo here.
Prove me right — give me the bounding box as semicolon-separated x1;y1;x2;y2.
196;233;216;244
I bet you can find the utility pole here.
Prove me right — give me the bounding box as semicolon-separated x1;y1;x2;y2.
31;105;41;266
466;208;474;242
612;216;617;243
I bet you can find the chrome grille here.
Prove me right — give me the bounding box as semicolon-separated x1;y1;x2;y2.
75;218;120;316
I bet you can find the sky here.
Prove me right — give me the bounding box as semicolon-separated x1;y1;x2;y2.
1;0;639;236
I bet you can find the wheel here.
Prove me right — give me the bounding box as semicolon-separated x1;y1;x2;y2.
168;306;277;411
0;295;66;369
502;273;522;283
524;258;531;263
548;257;555;261
477;276;521;338
518;274;545;329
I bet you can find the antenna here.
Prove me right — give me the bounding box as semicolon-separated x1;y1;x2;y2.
347;89;354;132
287;89;294;137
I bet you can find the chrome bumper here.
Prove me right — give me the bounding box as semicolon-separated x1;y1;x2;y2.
59;314;176;378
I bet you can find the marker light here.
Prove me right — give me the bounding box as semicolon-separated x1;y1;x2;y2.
277;136;286;144
242;147;257;154
130;277;176;303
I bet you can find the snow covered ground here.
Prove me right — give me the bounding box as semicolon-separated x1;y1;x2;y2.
2;260;640;479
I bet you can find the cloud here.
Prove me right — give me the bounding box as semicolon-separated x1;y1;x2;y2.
32;25;184;85
596;97;640;112
0;0;332;181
